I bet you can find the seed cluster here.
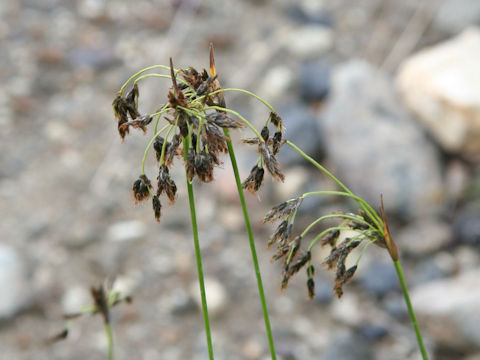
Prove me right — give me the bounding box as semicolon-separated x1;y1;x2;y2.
264;199;387;299
113;46;288;222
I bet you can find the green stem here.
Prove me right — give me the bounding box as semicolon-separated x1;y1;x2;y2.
119;65;177;94
393;260;429;360
104;322;114;360
182;137;215;360
224;129;276;359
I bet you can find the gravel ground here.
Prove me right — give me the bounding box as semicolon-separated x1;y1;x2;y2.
1;0;477;359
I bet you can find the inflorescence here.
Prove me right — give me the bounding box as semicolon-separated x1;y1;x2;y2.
263;194;396;299
112;45;286;223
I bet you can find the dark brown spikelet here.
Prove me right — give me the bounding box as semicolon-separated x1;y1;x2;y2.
263;197;302;223
194;151;214;183
125;83;139;106
165;134;181;167
242;137;260;145
152;195;161;222
180;67;203;89
90;285;110;324
242;165;264;193
132;175;151;204
119;114;152;134
157;165;176;203
261;126;269;141
206;112;242;128
268;220;288;248
287;251;311;277
334;265;357;298
113;95;130;140
204;123;229;153
153;136;168;162
320;229;340;247
259;142;284;182
307;278;315;299
270;111;283;129
272;131;283;155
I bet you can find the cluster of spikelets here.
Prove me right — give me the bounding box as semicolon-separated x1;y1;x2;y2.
112;46;286;223
263;195;396;299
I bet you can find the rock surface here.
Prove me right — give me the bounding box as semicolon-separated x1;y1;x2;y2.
397;27;480;161
411;270;480;349
320;60;444;219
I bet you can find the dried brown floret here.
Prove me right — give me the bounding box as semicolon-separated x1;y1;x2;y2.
180;67;203;89
286;251;311;277
206;112;242;128
119;114;152;134
263;197;302;223
259;142;284;182
334;265;357;298
125;83;139;107
153;136;168;162
320;229;340;247
272;131;283;155
165;134;181;167
157;165;177;204
261;126;269;141
203;123;228;153
90;285;109;324
270;111;283;129
268;220;288;248
242;165;264;193
194;151;215;183
132;175;151;204
307;278;315;299
152;195;161;222
241;137;260;145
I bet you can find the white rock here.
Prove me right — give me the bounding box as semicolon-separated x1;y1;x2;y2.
0;245;30;319
285;25;333;58
397;28;480;161
189;278;228;318
411;270;480;348
107;220;146;242
61;285;91;315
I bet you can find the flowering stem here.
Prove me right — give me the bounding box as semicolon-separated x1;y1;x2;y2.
224;129;277;359
104;322;114;360
393;260;429;359
182;137;215;360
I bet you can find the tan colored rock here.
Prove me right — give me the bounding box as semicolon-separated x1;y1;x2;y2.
397;27;480;161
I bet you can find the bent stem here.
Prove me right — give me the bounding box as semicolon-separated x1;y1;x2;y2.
394;260;429;360
183;137;215;360
104;322;114;360
224;129;277;359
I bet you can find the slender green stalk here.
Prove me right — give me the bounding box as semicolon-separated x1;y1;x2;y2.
104;322;114;360
224;129;277;359
393;260;429;360
182;137;215;360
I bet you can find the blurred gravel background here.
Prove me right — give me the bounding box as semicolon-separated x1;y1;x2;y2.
1;0;480;359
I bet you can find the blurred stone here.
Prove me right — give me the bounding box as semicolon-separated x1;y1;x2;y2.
277;104;325;167
286;3;333;27
107;221;146;242
452;201;480;246
285;25;333;58
411;270;480;349
0;245;31;319
358;323;388;341
190;278;228;318
397;28;480;162
358;261;398;297
299;60;330;102
397;219;451;255
331;293;363;326
320;332;373;360
61;285;91;315
321;60;444;219
258;66;293;101
435;0;480;34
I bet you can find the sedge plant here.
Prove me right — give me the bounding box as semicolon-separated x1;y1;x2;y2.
111;44;428;359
